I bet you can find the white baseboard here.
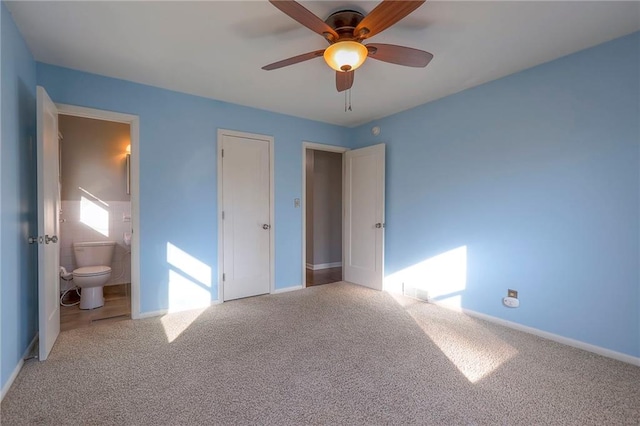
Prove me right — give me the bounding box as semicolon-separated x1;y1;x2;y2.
427;299;640;367
137;309;168;319
273;285;304;294
1;333;38;402
306;262;342;271
136;300;223;320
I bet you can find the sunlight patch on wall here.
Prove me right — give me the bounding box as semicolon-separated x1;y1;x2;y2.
163;242;213;342
167;242;212;288
384;246;467;308
80;196;109;236
167;270;211;314
166;242;212;316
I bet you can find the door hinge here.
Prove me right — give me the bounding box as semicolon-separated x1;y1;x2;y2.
222;273;226;282
221;149;224;158
222;211;225;220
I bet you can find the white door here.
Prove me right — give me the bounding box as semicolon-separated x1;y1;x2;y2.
220;132;272;301
36;86;60;360
344;144;385;290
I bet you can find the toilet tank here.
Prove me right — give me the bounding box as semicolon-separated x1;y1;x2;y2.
73;241;116;268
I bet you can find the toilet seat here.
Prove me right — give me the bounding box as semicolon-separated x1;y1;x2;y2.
73;265;111;277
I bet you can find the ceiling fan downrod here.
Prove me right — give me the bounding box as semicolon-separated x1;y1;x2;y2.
344;89;352;112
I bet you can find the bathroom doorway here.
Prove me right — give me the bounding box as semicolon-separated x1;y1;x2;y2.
56;106;139;331
303;143;348;287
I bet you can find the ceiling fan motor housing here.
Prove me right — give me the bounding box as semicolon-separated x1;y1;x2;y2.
325;10;365;41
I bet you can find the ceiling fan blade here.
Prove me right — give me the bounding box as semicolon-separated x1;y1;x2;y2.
336;71;354;92
269;1;339;42
354;0;425;40
262;50;325;70
366;43;433;67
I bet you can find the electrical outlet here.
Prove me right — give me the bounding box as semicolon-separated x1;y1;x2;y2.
503;297;519;308
508;289;518;299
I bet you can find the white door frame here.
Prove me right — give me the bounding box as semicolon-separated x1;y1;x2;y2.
217;129;275;301
301;142;349;288
56;104;141;319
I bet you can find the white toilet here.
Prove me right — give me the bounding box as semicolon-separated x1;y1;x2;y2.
72;241;116;310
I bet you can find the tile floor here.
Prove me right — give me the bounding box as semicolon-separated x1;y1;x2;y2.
306;267;342;287
60;283;131;332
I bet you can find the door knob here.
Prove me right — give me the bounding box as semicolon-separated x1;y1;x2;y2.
45;235;58;244
375;223;382;229
262;224;271;230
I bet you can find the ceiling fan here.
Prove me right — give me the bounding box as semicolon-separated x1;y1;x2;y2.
262;0;433;93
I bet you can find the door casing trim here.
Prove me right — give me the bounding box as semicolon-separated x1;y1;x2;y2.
301;142;349;288
56;103;141;319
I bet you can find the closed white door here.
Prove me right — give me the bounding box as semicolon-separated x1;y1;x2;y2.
344;144;385;290
36;86;60;360
220;132;272;301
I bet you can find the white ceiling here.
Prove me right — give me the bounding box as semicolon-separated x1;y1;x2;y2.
7;1;640;127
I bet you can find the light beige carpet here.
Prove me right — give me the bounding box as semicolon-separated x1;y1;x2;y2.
1;282;639;425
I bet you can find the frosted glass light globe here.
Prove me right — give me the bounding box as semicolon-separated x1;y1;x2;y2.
324;41;368;72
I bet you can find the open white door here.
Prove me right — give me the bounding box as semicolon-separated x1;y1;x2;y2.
344;144;385;290
37;86;60;360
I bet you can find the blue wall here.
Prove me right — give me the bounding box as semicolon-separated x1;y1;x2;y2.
36;63;349;314
351;32;640;357
1;2;38;392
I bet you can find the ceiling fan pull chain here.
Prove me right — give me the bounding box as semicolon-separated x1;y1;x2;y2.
348;89;353;112
344;90;347;112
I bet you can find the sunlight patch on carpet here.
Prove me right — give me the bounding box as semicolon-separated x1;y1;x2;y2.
160;307;207;343
389;291;519;383
416;316;519;383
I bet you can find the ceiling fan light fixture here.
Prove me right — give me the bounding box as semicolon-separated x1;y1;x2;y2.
323;41;368;72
